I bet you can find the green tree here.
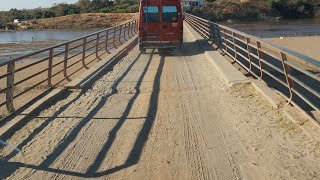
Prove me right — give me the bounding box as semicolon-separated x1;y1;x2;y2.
77;0;91;12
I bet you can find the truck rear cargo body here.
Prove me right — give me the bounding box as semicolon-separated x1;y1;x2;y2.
138;0;183;52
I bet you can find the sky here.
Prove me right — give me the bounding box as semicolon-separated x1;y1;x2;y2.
0;0;78;11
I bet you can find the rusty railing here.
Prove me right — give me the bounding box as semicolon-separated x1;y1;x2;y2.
0;19;138;114
185;13;320;124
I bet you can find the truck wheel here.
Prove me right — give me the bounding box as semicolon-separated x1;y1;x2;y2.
179;39;183;47
139;46;146;54
140;48;146;54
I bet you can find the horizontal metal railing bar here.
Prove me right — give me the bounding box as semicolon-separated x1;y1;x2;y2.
289;75;320;99
98;50;108;57
68;43;85;51
250;60;261;69
234;43;248;54
292;88;320;112
222;43;236;54
0;20;136;66
67;51;84;61
15;68;49;86
285;61;320;82
234;58;250;71
98;46;106;52
0;73;9;80
51;68;65;79
13;78;48;99
235;51;249;62
0;100;9;108
259;59;285;75
223;37;234;46
67;65;86;78
52;59;65;69
84;51;96;59
192;17;210;26
258;48;282;63
187;18;209;37
15;57;49;73
86;56;98;66
85;38;98;45
97;40;107;46
261;69;288;87
53;50;67;58
85;45;97;52
0;87;9;94
66;58;83;69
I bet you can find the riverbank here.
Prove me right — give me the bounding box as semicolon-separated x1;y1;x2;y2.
1;13;138;31
267;36;320;61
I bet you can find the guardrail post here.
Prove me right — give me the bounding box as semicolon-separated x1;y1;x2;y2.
256;41;264;80
96;33;101;60
245;38;252;75
130;21;134;37
280;52;295;103
119;24;123;43
123;23;127;41
82;37;88;69
222;29;227;55
232;32;237;61
113;26;117;48
127;22;131;38
208;23;213;42
132;21;135;35
216;25;223;48
105;30;109;53
64;43;69;80
135;21;138;33
48;49;53;87
6;62;15;112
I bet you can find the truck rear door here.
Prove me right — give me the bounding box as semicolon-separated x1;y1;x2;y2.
141;6;161;43
161;5;180;42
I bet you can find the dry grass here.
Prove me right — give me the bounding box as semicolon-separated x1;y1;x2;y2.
24;13;138;30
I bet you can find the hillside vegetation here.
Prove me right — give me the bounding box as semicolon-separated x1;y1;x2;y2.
0;0;139;30
192;0;320;21
21;13;138;30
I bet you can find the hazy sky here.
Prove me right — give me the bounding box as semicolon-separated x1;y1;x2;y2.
0;0;78;11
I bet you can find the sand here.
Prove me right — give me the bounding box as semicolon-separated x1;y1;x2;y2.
267;36;320;61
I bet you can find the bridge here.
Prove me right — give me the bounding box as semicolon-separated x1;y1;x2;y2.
0;14;319;179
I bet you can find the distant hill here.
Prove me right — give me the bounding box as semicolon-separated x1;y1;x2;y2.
191;0;320;21
21;13;138;30
0;0;139;30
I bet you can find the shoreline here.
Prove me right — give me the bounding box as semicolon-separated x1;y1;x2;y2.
0;27;105;32
267;36;320;62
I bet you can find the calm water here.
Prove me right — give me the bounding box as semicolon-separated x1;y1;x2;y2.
0;29;102;62
0;29;102;44
223;18;320;38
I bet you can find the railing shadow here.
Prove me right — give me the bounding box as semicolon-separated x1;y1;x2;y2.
0;49;165;179
0;50;142;179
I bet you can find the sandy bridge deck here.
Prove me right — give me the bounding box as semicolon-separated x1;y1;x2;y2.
0;25;320;180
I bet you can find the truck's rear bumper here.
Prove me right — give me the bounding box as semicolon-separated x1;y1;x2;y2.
139;40;180;49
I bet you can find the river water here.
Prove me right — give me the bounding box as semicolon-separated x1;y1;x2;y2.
0;29;102;62
1;18;320;62
223;18;320;38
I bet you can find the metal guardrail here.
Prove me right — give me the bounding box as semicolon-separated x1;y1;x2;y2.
185;13;320;123
0;19;138;114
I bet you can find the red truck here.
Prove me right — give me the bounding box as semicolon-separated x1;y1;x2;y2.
138;0;183;53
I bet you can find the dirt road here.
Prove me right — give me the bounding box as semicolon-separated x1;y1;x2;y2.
1;27;320;180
